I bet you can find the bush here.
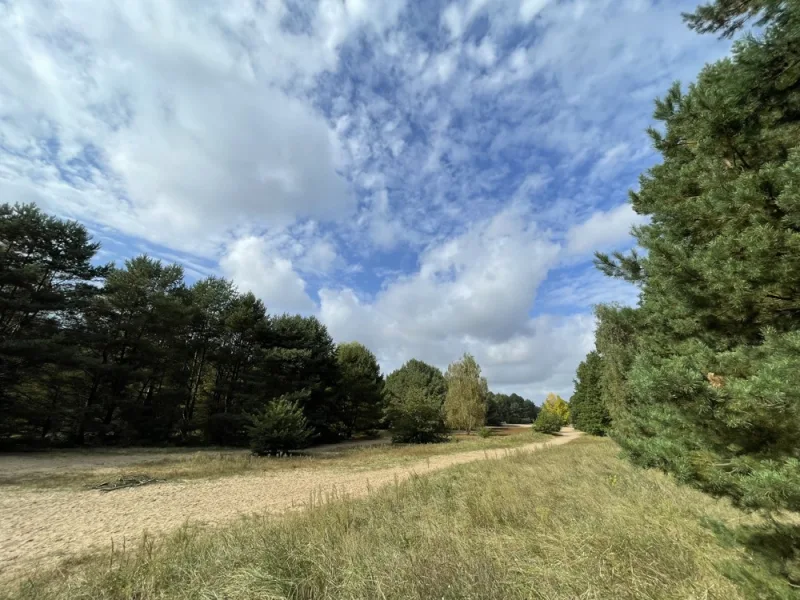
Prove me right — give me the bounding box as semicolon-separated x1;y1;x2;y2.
386;388;449;444
478;426;492;438
206;413;252;446
248;398;313;456
532;410;563;434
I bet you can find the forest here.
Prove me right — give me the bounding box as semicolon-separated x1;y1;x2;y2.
0;207;538;451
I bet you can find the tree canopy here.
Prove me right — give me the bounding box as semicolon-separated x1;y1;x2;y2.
444;354;488;434
0;203;382;448
590;0;800;512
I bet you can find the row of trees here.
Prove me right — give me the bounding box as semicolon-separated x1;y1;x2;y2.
570;0;800;514
383;354;541;443
0;203;386;448
0;204;539;451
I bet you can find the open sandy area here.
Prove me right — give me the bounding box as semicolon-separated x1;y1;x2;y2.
0;428;579;584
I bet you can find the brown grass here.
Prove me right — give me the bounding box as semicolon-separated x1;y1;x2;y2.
0;426;545;490
0;428;568;586
3;435;797;600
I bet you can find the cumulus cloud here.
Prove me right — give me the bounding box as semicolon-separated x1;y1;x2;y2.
0;0;732;398
566;204;647;256
220;236;315;315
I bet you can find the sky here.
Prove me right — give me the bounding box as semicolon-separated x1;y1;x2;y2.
0;0;732;399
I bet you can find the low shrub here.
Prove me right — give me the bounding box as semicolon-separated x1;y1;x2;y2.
248;398;313;456
532;410;563;434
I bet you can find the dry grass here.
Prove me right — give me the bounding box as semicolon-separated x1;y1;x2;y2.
0;427;545;490
5;437;796;600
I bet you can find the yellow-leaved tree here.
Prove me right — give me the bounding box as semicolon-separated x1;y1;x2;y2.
542;392;570;425
444;353;488;434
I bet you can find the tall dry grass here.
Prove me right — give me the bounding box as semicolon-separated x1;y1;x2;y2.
6;437;796;599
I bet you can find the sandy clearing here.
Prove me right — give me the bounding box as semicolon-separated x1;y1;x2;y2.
0;448;250;477
0;428;580;584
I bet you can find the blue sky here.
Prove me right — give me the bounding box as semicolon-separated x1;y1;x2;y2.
0;0;731;398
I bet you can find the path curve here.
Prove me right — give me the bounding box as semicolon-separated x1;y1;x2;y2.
0;428;580;583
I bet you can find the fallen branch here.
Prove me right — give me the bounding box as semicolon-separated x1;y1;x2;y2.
90;474;163;492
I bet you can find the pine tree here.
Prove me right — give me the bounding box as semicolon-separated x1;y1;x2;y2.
336;341;385;436
0;203;108;442
594;0;800;511
570;351;611;436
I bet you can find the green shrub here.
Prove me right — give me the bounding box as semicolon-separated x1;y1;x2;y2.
478;426;492;438
386;387;449;444
248;398;313;456
532;410;563;434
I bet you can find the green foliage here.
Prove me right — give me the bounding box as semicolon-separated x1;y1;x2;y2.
384;359;447;405
444;353;488;434
206;413;251;447
0;203;108;443
486;392;537;425
0;202;380;449
385;387;449;444
532;410;563;434
683;0;787;37
570;352;611;436
336;342;385;437
384;359;448;443
542;393;570;426
248;397;313;455
477;426;492;438
590;1;800;513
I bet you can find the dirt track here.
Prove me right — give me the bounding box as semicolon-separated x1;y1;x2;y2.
0;428;580;583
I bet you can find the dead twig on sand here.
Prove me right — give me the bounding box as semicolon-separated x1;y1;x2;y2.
89;474;162;492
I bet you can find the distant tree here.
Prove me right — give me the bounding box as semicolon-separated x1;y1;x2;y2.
485;392;537;425
249;397;313;455
384;359;447;406
384;359;448;443
260;315;341;442
486;392;503;426
336;342;384;436
540;393;570;426
444;354;488;434
385;387;449;444
532;410;563;434
570;351;611;436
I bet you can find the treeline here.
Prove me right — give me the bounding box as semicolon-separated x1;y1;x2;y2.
570;0;800;514
0;204;537;450
0;202;387;447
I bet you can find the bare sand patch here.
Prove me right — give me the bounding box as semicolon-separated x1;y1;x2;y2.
0;429;579;584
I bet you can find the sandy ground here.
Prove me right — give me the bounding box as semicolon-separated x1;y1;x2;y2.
0;428;579;584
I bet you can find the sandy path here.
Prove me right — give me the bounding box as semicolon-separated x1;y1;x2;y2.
0;429;580;583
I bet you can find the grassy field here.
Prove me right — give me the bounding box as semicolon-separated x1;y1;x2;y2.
0;427;547;490
5;436;797;600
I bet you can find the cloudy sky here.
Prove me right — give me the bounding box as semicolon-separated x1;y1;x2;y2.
0;0;731;399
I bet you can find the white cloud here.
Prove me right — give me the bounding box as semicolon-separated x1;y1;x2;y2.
0;0;733;400
566;203;647;256
519;0;551;23
441;4;464;39
319;205;586;396
220;236;315;315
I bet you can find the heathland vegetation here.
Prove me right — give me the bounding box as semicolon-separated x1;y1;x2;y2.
2;0;800;597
